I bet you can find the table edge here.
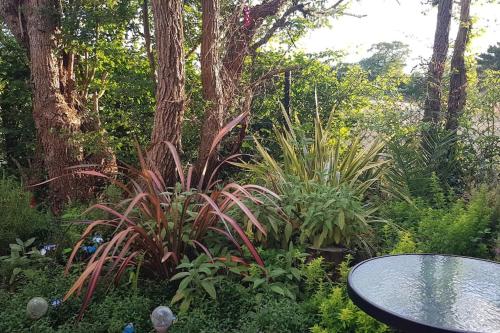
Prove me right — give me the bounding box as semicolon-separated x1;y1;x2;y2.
347;253;499;333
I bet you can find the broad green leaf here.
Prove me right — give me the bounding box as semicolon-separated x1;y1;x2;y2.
201;280;217;299
170;271;191;281
270;285;285;296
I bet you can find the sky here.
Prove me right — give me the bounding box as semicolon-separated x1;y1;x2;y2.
298;0;500;71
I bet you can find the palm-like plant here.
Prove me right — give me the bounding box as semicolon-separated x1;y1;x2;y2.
239;112;400;248
64;113;279;318
241;114;392;197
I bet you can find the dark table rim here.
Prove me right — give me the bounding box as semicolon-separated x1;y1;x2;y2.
347;253;500;333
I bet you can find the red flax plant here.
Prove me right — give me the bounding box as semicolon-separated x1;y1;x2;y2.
64;113;279;318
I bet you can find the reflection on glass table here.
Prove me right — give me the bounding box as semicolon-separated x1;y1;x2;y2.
347;254;500;333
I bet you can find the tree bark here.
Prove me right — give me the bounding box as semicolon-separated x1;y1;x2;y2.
283;69;291;117
194;0;288;178
423;0;453;123
1;0;116;209
446;0;471;133
142;0;156;86
195;0;225;181
147;0;185;185
1;0;84;207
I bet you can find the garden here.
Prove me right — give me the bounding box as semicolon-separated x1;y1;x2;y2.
0;0;499;332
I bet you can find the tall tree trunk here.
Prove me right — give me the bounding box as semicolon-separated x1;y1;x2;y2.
446;0;471;134
195;0;225;182
147;0;185;185
26;0;86;208
1;0;116;209
194;0;288;177
423;0;453;123
142;0;156;86
1;0;83;207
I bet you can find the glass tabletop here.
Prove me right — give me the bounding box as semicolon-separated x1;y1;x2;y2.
347;254;500;333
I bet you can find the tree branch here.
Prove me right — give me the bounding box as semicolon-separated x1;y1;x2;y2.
250;3;305;51
0;0;27;47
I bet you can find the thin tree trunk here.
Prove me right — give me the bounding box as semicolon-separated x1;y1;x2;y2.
283;69;291;117
147;0;185;185
423;0;453;123
446;0;471;133
142;0;156;86
195;0;225;182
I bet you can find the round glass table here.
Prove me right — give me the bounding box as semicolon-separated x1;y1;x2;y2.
347;254;500;333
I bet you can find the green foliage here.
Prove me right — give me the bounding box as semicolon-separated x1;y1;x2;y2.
0;30;34;170
237;295;316;333
390;231;418;255
418;188;495;257
240;112;399;249
170;255;225;313
310;256;389;333
311;286;388;333
477;43;500;72
0;238;51;287
241;245;308;300
381;185;498;259
170;279;316;333
282;178;377;248
0;264;166;333
359;41;410;78
304;257;328;293
0;177;51;254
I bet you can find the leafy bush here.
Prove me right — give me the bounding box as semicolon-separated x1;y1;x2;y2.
282;178;378;249
238;295;316;333
0;264;167;333
0;237;51;288
390;231;418;254
64;116;279;317
170;279;316;333
311;286;388;333
0;177;51;254
418;187;495;257
310;256;389;333
240;112;400;249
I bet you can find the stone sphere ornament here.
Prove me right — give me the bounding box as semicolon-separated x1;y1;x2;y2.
151;306;176;333
26;297;48;319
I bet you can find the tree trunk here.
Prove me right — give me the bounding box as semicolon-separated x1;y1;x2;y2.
142;0;156;86
195;0;225;182
194;0;287;178
2;0;85;208
423;0;453;123
147;0;185;185
1;0;116;210
446;0;471;134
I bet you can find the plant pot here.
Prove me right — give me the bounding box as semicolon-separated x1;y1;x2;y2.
307;246;348;266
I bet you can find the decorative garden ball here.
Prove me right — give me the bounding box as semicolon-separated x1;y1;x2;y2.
122;323;135;333
26;297;48;319
151;306;176;333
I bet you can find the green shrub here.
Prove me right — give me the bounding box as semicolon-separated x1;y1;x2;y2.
310;257;389;333
418;188;494;257
239;111;402;250
0;264;169;333
238;295;316;333
0;177;51;254
390;231;418;254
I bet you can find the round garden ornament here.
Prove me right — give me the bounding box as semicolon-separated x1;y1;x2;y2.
151;306;176;333
26;297;48;319
122;323;135;333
